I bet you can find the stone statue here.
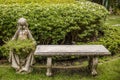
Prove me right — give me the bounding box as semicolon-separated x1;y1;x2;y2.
8;18;36;73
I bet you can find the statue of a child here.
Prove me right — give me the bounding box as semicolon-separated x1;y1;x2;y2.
9;18;36;73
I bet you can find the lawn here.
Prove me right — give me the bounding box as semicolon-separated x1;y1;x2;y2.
0;57;120;80
106;15;120;26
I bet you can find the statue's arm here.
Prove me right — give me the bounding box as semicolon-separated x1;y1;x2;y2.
9;27;21;62
27;28;36;45
11;26;21;40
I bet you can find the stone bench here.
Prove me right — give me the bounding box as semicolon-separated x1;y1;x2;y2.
34;45;110;76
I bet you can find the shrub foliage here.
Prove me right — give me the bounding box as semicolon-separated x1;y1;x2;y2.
2;39;36;56
0;1;108;46
0;0;75;4
86;25;120;55
0;1;110;59
102;26;120;55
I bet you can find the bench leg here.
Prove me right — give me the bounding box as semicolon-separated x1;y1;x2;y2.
88;56;98;76
46;57;52;76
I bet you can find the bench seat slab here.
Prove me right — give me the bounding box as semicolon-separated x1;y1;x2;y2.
35;45;110;56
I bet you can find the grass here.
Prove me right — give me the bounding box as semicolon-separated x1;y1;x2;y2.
0;57;120;80
106;15;120;26
96;57;120;80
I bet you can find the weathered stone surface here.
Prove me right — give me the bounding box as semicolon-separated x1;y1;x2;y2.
46;57;52;76
88;56;98;76
9;18;36;74
34;45;110;56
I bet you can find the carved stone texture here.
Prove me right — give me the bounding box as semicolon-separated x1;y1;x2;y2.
9;18;36;74
46;57;52;76
17;18;28;27
35;45;110;56
88;56;98;76
34;45;110;76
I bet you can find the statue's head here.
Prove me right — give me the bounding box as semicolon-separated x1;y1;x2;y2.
17;17;28;29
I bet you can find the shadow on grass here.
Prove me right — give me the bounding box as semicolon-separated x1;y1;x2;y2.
1;57;120;80
52;67;89;76
33;66;95;80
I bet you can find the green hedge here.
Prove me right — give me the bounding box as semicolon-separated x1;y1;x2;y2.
97;25;120;55
0;0;75;4
0;1;109;59
0;1;108;46
86;25;120;55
